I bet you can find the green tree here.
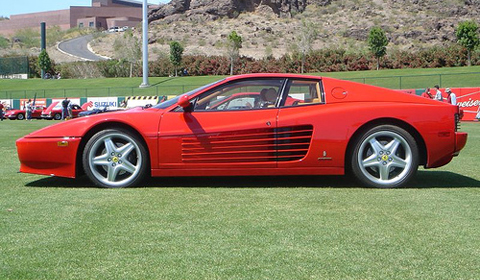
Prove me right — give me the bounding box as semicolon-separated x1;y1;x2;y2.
368;26;389;70
169;41;184;77
296;20;317;73
456;20;480;66
113;30;142;77
226;31;242;75
37;49;52;78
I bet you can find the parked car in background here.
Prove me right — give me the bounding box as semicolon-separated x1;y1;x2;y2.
78;105;125;117
41;101;89;120
5;106;45;120
78;106;109;117
17;74;467;189
108;26;120;33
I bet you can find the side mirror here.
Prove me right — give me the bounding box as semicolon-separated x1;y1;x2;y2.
177;94;191;109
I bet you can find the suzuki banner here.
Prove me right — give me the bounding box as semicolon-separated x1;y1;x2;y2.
86;97;118;109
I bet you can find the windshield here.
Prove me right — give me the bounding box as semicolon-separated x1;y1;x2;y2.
153;79;225;109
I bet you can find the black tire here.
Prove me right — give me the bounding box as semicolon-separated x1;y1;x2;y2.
350;125;419;188
82;129;148;188
53;113;61;120
17;113;24;120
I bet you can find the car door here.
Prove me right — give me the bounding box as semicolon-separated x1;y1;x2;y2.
276;78;343;169
158;78;285;169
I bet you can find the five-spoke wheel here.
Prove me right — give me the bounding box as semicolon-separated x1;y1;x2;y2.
83;129;148;188
351;125;419;188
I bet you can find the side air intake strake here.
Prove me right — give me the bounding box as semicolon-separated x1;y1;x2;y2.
181;125;313;163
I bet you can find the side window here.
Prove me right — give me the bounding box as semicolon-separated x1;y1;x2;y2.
283;80;323;107
193;78;285;111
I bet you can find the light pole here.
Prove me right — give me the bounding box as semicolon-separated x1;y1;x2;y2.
139;0;150;88
40;22;46;79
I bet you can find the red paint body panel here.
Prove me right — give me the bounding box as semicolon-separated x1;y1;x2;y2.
151;167;343;177
17;108;162;177
158;110;279;168
16;74;468;183
454;132;468;156
17;137;81;178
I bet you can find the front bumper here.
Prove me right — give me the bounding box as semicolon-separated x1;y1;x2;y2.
16;136;81;178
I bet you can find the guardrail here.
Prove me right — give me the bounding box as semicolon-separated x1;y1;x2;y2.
2;72;480;99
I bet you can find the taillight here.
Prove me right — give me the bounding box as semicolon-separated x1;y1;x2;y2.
455;108;464;131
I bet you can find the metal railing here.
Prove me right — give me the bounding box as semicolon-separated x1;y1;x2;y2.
0;84;201;100
343;72;480;90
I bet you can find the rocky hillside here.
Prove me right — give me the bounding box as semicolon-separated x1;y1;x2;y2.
135;0;479;60
149;0;333;21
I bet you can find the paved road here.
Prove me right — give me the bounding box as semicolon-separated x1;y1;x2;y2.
58;34;108;61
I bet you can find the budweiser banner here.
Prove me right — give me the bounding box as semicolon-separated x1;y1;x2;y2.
454;87;480;121
403;87;480;121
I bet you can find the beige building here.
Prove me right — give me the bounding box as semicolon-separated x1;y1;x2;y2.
0;0;143;36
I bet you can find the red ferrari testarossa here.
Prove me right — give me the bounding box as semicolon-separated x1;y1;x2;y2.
16;74;467;188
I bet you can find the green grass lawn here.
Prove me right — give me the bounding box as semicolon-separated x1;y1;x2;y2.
0;120;479;279
2;66;480;99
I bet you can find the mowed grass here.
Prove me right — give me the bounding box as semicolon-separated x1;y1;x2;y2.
1;120;479;279
2;65;480;99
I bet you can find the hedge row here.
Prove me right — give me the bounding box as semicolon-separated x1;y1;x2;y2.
30;45;480;79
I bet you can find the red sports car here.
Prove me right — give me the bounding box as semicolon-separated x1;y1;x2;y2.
16;74;467;188
5;106;45;120
41;101;89;120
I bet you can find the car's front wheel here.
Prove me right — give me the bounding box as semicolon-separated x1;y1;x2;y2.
83;129;148;188
350;125;419;188
53;113;61;120
17;113;24;120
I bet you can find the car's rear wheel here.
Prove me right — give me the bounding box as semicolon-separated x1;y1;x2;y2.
17;113;24;120
83;129;148;188
350;125;419;188
53;113;61;120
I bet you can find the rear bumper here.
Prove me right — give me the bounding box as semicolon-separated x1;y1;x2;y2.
454;132;468;156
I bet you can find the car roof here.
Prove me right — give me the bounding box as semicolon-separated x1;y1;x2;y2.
225;73;322;81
